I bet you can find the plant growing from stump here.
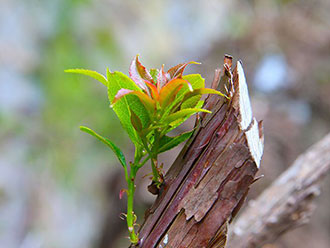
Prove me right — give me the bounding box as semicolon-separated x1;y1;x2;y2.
66;56;225;244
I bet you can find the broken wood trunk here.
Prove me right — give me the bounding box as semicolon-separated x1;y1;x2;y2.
135;56;264;248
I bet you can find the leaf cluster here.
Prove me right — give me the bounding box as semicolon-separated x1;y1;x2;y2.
66;56;224;169
65;56;225;244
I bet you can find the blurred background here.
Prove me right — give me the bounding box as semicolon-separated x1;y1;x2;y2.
1;0;330;247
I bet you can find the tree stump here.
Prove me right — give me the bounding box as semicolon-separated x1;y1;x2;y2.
134;55;264;248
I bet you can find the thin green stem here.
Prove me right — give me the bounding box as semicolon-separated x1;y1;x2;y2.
123;165;129;183
134;146;143;164
125;145;144;244
153;129;160;153
150;157;160;182
137;155;150;169
125;128;163;244
141;137;161;184
150;129;163;186
126;168;138;244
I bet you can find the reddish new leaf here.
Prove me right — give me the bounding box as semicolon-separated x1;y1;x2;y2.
167;61;200;79
157;64;168;90
129;55;154;91
130;110;143;132
119;189;128;199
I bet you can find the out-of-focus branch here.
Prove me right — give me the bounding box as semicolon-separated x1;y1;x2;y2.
227;133;330;248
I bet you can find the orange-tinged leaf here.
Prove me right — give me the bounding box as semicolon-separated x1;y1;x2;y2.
145;80;159;100
113;88;155;114
159;79;193;108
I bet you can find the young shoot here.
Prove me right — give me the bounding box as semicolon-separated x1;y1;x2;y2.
65;55;225;244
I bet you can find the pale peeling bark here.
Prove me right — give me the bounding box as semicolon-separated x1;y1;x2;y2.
134;56;264;248
227;132;330;248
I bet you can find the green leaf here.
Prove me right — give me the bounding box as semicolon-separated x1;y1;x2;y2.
175;74;205;100
80;126;127;168
182;74;205;90
127;95;151;129
186;88;226;99
107;70;141;102
162;108;211;125
65;69;108;87
158;130;194;153
107;70;146;145
180;88;225;110
149;68;159;83
181;94;202;109
195;99;205;109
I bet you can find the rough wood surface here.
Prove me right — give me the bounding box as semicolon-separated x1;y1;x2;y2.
135;56;264;248
227;132;330;248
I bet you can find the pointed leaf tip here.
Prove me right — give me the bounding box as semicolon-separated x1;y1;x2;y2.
106;71;147;146
65;68;108;86
130;110;143;132
158;130;194;153
113;88;134;104
129;55;154;91
157;64;167;89
80;126;127;169
162;108;211;125
167;61;201;79
119;189;128;199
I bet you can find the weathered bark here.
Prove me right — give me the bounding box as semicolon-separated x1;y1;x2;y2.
227;132;330;248
135;56;264;248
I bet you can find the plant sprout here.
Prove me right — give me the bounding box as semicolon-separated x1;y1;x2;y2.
65;56;225;244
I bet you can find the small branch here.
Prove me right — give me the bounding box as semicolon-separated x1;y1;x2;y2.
227;133;330;248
